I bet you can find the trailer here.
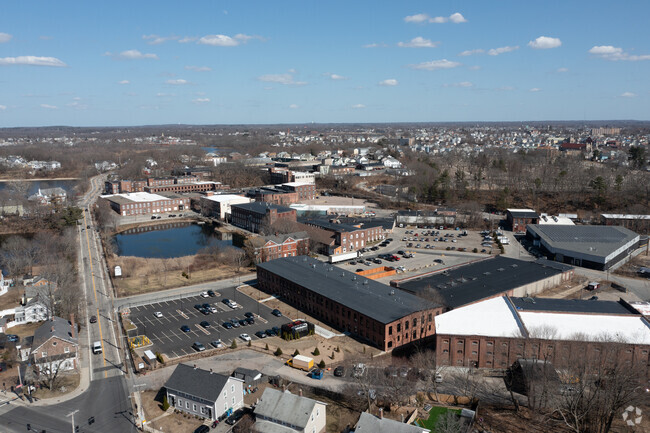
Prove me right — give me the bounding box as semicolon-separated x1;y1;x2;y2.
287;355;314;371
328;251;360;264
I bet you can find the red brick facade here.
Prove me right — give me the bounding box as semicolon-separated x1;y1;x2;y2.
255;235;310;263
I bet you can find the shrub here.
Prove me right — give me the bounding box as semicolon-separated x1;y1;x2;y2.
265;343;269;350
274;347;283;356
162;395;170;411
335;346;340;353
293;349;300;357
247;340;251;347
318;360;326;369
473;248;478;253
313;347;320;356
155;351;165;364
231;339;238;349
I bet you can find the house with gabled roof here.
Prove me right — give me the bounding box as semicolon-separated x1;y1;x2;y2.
164;364;244;421
248;231;310;263
254;388;326;433
31;316;78;373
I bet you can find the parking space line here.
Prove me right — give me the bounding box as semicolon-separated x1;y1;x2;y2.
195;324;210;335
177;309;188;319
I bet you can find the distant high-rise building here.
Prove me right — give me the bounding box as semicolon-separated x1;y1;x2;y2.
591;127;621;136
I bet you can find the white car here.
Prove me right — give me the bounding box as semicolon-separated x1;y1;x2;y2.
239;333;251;342
208;306;217;313
154;311;163;318
200;291;209;298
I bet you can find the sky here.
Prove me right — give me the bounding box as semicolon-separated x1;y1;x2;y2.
0;0;649;127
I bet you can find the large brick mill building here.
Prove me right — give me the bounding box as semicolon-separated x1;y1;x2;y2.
257;256;442;351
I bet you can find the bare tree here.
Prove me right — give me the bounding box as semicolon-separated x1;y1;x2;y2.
435;410;464;433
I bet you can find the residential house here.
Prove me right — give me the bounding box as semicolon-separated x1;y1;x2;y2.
248;231;310;263
28;188;67;205
353;411;430;433
253;388;326;433
14;294;49;324
164;364;244;421
31;317;79;373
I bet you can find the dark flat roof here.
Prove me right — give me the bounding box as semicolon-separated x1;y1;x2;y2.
301;219;360;233
257;256;436;324
508;210;539;219
510;297;638;315
396;256;573;309
231;201;294;215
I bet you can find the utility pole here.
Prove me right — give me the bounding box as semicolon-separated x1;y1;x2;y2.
67;409;79;433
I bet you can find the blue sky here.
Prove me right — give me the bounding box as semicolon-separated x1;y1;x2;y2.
0;1;649;127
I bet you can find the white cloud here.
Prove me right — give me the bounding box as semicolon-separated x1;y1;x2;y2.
362;42;388;48
449;13;467;23
185;65;212;72
192;98;210;104
445;81;473;88
328;73;347;80
40;104;58;109
0;105;6;110
379;79;398;86
156;92;175;97
107;49;158;60
143;34;179;45
408;59;461;71
257;72;306;86
588;45;650;61
458;49;484;56
557;67;569;72
528;36;562;49
488;46;519;56
496;86;515;91
166;79;188;85
67;101;88;110
404;13;431;23
0;32;12;43
351;104;366;109
0;56;66;67
529;88;541;92
397;37;438;48
179;36;198;43
289;104;299;109
404;12;466;24
118;80;130;85
197;33;258;47
620;92;636;98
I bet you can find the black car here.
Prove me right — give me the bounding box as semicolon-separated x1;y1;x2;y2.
271;309;282;317
397;250;405;255
244;312;255;318
222;322;233;329
225;409;244;425
255;331;267;338
181;325;191;332
230;320;240;328
200;321;211;328
194;425;210;433
246;317;255;325
334;366;346;377
265;328;276;337
194;304;202;310
207;290;216;297
239;319;248;327
89;315;97;324
200;308;210;315
222;298;232;305
202;303;211;310
373;258;382;264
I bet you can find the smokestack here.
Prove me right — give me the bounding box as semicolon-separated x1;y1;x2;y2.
70;314;76;339
379;408;383;419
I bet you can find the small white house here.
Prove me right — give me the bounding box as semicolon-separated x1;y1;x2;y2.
14;295;49;324
254;388;327;433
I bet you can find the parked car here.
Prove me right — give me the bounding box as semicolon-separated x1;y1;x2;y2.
6;334;19;342
271;309;282;317
194;425;210;433
89;315;97;324
230;319;240;328
271;326;281;335
240;333;251;342
334;366;346;377
180;325;191;332
222;322;233;330
211;340;224;348
153;311;163;318
192;342;206;352
255;331;267;339
200;291;209;298
200;321;211;328
245;317;255;325
207;290;216;297
265;329;276;337
244;312;255;318
194;304;202;310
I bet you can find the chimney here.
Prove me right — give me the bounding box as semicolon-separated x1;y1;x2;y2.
70;313;76;339
379;408;383;419
299;388;303;397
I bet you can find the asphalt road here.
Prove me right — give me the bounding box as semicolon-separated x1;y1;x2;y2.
0;376;136;433
126;287;289;359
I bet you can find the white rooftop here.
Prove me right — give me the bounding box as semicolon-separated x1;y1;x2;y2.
519;311;650;345
629;302;650;316
202;194;249;203
282;182;312;187
507;208;536;212
103;192;168;202
434;296;524;338
537;214;575;225
601;214;650;220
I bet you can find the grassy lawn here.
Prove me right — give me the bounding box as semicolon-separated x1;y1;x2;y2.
415;406;461;430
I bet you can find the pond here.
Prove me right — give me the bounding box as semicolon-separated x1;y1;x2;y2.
112;222;235;259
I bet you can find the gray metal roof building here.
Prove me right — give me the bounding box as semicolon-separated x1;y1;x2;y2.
257;256;437;324
526;224;640;270
395;256;574;309
254;388;326;433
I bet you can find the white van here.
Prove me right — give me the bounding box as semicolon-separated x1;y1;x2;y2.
92;341;102;354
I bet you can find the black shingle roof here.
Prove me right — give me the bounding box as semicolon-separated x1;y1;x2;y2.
397;257;573;309
257;256;436;324
164;364;234;403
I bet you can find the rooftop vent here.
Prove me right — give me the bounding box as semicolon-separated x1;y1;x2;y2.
511;264;518;268
483;272;491;276
497;268;505;272
389;290;395;296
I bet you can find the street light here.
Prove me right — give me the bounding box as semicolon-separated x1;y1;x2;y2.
66;410;79;433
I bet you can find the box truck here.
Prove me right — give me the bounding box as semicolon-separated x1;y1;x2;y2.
287;355;314;371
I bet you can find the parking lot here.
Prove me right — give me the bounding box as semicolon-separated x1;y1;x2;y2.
126;286;289;359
